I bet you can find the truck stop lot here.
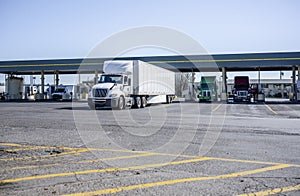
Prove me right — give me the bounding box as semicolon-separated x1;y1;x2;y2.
0;102;299;195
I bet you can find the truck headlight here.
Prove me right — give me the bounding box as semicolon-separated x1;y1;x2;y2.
109;94;118;98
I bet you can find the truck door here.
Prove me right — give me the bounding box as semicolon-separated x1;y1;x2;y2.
123;76;131;96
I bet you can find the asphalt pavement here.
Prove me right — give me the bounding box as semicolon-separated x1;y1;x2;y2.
0;101;299;195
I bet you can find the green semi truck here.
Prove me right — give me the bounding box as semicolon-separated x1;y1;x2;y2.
198;76;217;102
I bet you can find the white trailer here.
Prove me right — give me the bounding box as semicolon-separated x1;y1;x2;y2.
5;76;24;100
88;60;175;109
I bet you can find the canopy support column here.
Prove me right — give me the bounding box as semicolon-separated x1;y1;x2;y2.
41;70;45;96
292;66;296;101
221;67;227;101
55;71;59;87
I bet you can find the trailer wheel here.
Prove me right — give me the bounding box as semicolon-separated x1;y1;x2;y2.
141;96;147;108
135;97;141;108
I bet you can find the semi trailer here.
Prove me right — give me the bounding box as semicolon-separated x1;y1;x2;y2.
88;60;175;110
198;76;217;102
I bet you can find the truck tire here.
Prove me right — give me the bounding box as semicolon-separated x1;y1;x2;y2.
117;96;125;110
141;96;147;108
166;95;169;104
89;104;96;110
135;97;141;108
166;95;172;104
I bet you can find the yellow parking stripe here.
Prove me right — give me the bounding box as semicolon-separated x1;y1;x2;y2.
1;143;300;168
237;183;300;196
264;104;278;114
149;57;300;64
63;164;291;196
212;104;223;112
5;146;60;153
3;153;156;171
0;143;78;151
0;149;89;161
0;157;211;184
0;143;23;147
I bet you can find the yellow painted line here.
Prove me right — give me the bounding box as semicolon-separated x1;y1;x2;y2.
208;157;281;166
0;143;24;147
5;146;59;152
86;149;300;167
4;153;156;171
212;104;223;112
0;149;89;161
264;104;278;114
0;142;80;151
2;143;300;168
0;62;103;68
0;157;211;184
84;147;146;154
62;147;300;168
148;57;300;64
63;164;291;196
237;183;300;196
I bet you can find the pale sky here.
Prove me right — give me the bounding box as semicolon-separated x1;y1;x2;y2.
1;0;299;84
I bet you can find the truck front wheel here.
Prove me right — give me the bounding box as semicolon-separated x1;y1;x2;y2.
89;104;96;110
117;96;125;110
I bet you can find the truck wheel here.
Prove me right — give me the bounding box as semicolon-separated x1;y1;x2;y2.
141;96;147;108
118;96;125;110
89;104;96;110
166;95;170;104
135;97;141;108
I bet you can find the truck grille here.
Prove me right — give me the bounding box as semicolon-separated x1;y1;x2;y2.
238;91;248;97
93;89;108;97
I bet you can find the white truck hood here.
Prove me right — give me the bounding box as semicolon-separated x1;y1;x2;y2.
92;83;116;89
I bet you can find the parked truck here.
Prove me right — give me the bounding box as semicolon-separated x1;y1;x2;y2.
52;85;73;100
232;76;251;102
88;60;175;110
198;76;217;102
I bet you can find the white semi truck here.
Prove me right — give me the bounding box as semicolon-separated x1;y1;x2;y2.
88;60;175;110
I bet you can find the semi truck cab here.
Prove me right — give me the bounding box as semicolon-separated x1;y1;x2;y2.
233;76;251;102
88;74;132;110
198;76;217;102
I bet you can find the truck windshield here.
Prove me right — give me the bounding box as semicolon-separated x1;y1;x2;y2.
98;75;123;84
235;84;249;90
201;83;214;90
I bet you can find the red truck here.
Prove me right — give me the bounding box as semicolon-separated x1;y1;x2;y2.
233;76;251;102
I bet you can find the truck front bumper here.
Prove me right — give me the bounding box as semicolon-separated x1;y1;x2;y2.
88;98;118;108
198;96;215;101
234;96;251;102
